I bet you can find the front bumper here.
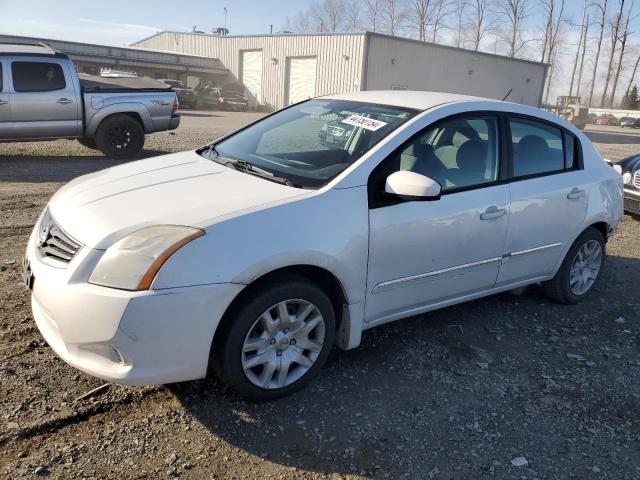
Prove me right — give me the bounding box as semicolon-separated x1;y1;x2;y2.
25;227;243;385
624;188;640;215
169;114;181;131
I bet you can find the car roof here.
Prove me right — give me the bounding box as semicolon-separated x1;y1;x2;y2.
320;90;492;110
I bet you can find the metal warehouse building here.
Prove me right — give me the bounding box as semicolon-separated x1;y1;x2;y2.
132;31;548;110
0;33;229;86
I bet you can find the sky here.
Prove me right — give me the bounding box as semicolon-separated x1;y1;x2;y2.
0;0;311;45
0;0;636;104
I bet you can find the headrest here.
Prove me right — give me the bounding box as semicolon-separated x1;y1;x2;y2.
456;141;487;172
518;135;549;156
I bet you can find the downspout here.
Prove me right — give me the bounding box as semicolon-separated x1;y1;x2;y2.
360;32;371;92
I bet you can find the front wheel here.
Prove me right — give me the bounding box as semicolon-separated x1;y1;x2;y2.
213;276;335;400
543;228;605;304
95;114;145;159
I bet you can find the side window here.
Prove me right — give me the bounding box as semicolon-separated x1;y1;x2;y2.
12;62;66;92
509;118;565;177
0;63;3;91
394;116;500;192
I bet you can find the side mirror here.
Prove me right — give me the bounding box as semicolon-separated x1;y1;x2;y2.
385;171;441;200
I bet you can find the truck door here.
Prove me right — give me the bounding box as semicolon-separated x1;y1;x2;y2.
0;60;11;139
9;58;81;139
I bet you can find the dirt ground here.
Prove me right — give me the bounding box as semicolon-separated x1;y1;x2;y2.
1;113;639;480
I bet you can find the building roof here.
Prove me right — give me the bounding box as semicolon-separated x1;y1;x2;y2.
0;42;59;56
132;31;547;69
321;90;491;110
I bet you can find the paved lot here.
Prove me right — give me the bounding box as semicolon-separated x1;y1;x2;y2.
1;112;639;479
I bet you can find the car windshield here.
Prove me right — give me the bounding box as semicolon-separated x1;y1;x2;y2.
204;99;418;188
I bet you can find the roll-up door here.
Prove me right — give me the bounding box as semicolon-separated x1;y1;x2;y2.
287;57;317;105
241;50;262;108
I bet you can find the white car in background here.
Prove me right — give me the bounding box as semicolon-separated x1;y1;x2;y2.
24;91;623;400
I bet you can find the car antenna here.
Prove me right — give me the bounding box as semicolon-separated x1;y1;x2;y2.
502;89;513;101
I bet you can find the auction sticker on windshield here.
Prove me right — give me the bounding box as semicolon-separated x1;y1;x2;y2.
341;115;388;131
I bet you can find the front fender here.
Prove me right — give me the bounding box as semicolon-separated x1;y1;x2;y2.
151;187;370;306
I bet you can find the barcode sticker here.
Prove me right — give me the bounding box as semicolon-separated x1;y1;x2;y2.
340;115;388;131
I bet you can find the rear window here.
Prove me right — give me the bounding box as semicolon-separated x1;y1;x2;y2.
12;61;66;92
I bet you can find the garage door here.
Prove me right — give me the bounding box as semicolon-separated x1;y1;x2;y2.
287;57;317;105
241;50;262;107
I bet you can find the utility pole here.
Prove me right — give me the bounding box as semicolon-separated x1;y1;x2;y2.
224;7;228;30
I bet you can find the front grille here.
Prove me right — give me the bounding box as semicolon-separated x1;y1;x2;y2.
634;170;640;189
37;211;82;265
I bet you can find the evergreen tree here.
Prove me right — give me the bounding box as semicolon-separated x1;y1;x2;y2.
621;85;640;110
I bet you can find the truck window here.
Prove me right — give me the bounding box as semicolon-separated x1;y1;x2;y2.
12;62;66;92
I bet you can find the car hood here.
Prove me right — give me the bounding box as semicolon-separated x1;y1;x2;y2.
48;151;308;249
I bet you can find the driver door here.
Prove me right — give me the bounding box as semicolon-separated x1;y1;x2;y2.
365;114;510;324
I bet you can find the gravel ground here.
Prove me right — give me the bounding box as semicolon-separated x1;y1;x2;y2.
1;112;639;480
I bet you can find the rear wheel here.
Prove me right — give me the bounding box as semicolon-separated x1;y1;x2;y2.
213;276;335;400
95;114;145;159
543;228;605;304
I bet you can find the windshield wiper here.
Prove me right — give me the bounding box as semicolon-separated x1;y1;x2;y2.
221;158;300;188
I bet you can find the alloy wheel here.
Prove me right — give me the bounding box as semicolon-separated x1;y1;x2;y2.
569;239;602;295
241;299;325;389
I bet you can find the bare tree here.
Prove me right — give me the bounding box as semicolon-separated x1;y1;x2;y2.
363;0;383;31
380;0;408;36
407;0;434;41
452;0;469;47
468;0;493;51
624;53;640;102
600;0;626;106
309;0;344;32
609;1;633;107
344;0;364;31
575;13;590;97
588;0;608;107
539;0;565;103
430;0;453;42
569;0;588;96
496;0;531;57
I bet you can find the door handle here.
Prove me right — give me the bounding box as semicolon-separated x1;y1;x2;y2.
567;188;585;200
56;98;73;104
480;206;507;220
0;99;7;106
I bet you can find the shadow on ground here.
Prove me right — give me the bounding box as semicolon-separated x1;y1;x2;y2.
0;151;171;182
171;254;640;477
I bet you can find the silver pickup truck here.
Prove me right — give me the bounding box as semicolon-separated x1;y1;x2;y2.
0;43;180;158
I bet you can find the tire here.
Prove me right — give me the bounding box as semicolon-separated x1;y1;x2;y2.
543;227;606;304
213;275;336;401
77;138;97;150
95;114;145;159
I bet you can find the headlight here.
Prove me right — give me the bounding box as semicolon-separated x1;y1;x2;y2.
613;164;623;174
89;225;204;290
622;172;632;184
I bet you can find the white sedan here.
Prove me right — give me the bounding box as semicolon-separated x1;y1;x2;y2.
24;91;623;400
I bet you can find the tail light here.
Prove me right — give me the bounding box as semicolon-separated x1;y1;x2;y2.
172;97;179;115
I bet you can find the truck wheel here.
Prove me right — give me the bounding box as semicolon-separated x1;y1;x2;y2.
96;114;145;159
77;138;97;150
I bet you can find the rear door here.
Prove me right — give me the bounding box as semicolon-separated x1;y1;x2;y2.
0;59;11;139
9;58;81;139
496;116;589;286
